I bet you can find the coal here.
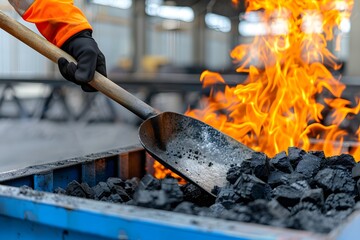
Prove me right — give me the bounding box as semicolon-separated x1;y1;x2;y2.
107;177;125;189
280;173;307;186
133;189;170;209
209;203;226;216
137;174;160;190
233;174;272;201
290;180;311;192
270;151;293;173
267;170;288;188
51;150;360;235
295;153;321;178
314;168;356;194
325;154;356;171
287;147;306;168
182;183;214;207
226;165;243;184
92;181;111;199
161;177;183;203
226;160;254;184
352;163;360;180
54;187;66;195
174;201;197;214
267;199;290;219
324;193;355;211
290;202;320;215
250;152;270;181
216;185;240;209
66;180;87;198
300;188;324;206
272;185;304;207
81;182;95;199
219;205;252;222
288;210;337;233
308;150;326;160
123;177;139;195
112;185;131;202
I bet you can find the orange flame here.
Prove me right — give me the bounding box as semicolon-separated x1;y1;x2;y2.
186;0;360;159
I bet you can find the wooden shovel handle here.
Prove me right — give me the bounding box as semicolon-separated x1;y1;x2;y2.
0;11;159;120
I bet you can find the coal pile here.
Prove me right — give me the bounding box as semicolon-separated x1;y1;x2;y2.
50;147;360;234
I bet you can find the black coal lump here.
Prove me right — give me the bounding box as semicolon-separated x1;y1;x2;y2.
233;174;272;201
54;187;66;195
106;177;125;190
308;150;325;160
182;183;214;207
92;181;111;199
324;193;355;211
270;151;293;173
137;174;161;190
290;180;311;192
216;186;240;209
295;153;322;178
209;203;226;216
66;180;87;198
272;185;304;208
266;199;290;219
352;162;360;180
247;199;276;224
226;160;253;184
81;182;95;199
300;188;324;206
124;177;139;195
314;168;356;194
161;177;183;204
280;173;307;186
250;151;270;181
288;147;306;168
133;189;170;210
288;210;337;233
226;165;243;184
109;193;123;203
325;154;356;171
112;185;131;202
173;201;197;215
290;202;320;216
219;205;252;222
267;170;288;188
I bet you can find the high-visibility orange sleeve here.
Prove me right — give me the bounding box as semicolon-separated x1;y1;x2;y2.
22;0;92;47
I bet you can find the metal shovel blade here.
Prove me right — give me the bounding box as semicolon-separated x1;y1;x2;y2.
139;112;254;195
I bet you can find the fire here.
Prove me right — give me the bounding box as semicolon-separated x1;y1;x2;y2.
186;0;360;159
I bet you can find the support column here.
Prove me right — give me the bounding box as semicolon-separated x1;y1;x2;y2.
345;1;360;76
192;3;207;67
131;0;146;73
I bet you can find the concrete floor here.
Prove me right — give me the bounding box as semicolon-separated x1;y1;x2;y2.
0;120;139;173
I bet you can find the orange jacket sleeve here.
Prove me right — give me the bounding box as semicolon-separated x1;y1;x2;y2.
17;0;92;47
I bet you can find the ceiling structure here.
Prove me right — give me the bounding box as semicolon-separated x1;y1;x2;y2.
163;0;246;19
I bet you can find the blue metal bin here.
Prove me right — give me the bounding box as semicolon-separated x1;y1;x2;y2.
0;145;357;240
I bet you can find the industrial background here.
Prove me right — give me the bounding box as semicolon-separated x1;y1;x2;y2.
0;0;360;239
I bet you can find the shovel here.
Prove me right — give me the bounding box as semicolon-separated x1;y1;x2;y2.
0;11;254;195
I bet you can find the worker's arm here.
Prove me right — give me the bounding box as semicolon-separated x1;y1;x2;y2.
8;0;107;92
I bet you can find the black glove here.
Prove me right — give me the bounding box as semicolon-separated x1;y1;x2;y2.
58;30;107;92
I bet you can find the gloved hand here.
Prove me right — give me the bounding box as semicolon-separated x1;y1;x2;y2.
58;30;107;92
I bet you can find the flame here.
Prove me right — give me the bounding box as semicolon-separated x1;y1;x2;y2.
232;0;240;7
186;0;360;159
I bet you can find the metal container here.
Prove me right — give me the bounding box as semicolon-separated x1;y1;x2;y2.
0;144;357;240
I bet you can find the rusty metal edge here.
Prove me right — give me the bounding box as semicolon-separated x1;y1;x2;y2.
0;144;144;182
